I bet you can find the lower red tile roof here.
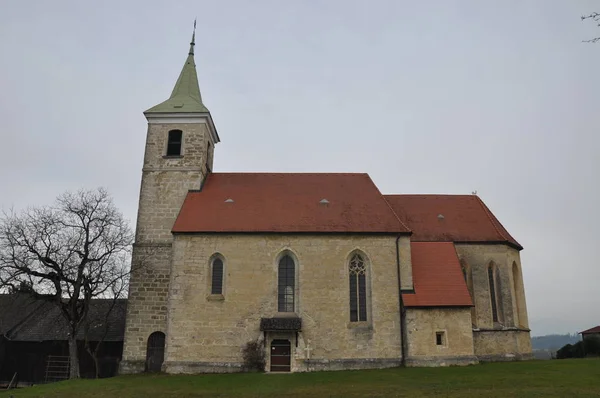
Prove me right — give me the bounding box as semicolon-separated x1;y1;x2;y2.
580;326;600;334
385;195;522;249
172;173;410;233
402;242;473;307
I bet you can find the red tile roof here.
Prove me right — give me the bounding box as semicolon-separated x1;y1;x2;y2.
172;173;410;233
402;242;473;307
580;326;600;334
385;195;522;249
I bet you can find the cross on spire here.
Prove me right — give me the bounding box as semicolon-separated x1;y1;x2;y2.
189;19;197;56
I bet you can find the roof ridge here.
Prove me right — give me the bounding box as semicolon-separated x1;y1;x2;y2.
365;175;411;233
383;194;475;198
474;196;510;243
381;195;411;233
209;172;370;176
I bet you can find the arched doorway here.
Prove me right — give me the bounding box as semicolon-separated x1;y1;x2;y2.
146;331;165;372
270;339;291;372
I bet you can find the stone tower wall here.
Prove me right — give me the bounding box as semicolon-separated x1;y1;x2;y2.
120;121;214;373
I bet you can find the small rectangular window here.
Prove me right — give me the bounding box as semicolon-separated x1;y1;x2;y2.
436;331;445;346
166;130;183;156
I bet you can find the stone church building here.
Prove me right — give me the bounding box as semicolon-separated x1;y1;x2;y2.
120;31;532;374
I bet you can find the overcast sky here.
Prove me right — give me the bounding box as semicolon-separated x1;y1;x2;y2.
1;1;598;336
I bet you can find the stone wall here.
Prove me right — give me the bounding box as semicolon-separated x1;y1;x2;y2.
454;243;531;360
473;330;533;361
135;122;212;243
405;308;477;367
120;121;213;373
164;234;411;373
454;244;530;330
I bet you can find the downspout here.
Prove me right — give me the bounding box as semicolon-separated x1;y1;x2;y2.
396;235;408;367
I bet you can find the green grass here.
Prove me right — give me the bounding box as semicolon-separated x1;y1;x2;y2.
2;359;599;398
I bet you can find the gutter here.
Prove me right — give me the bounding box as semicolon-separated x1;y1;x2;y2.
396;235;407;366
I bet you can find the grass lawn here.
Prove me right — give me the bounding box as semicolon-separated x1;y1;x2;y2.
1;359;599;398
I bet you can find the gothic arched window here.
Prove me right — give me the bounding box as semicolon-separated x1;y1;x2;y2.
488;265;498;323
512;262;521;327
211;257;224;295
278;255;295;312
488;264;504;324
349;253;367;322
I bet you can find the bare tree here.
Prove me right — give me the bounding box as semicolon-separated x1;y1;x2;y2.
0;188;133;379
82;280;128;379
582;12;600;43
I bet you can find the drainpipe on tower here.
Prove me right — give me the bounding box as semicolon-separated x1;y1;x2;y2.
396;235;408;367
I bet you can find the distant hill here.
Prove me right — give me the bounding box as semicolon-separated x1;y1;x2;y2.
531;333;581;351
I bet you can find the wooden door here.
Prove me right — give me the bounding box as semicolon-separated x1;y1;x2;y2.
270;339;291;372
146;332;165;373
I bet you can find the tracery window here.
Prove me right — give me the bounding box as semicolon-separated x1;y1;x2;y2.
278;255;295;312
349;253;367;322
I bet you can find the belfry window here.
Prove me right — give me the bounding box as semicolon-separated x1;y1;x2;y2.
278;255;295;312
349;253;367;322
211;257;224;295
166;130;183;156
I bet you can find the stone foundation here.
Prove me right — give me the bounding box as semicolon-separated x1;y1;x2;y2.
298;358;402;372
473;329;532;360
119;360;146;374
405;355;478;367
164;361;244;374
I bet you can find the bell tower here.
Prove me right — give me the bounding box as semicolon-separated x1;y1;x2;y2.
120;24;219;374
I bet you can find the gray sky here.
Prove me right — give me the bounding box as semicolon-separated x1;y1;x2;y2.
1;0;598;336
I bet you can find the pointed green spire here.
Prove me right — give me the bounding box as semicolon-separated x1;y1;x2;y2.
145;21;210;114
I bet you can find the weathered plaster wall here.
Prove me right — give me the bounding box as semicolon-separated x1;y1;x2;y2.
164;234;411;373
405;308;477;366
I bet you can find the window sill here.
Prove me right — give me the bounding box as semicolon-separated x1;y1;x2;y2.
206;294;224;302
274;312;300;318
163;155;183;159
347;321;372;330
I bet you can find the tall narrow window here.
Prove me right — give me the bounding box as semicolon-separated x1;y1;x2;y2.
206;141;212;171
278;255;295;312
349;253;367;322
512;262;521;327
488;265;499;323
211;258;224;295
166;130;183;156
461;260;474;298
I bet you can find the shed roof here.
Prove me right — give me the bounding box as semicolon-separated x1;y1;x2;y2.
402;242;473;307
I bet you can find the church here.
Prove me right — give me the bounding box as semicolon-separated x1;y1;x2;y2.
120;30;532;374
